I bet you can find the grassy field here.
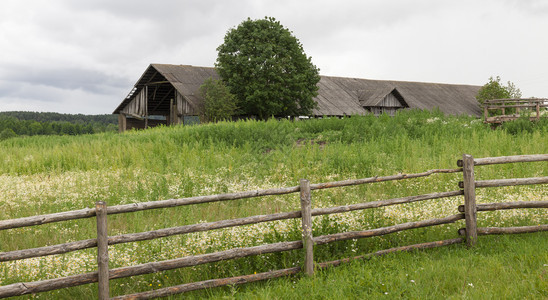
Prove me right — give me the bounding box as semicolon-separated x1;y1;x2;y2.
0;110;547;299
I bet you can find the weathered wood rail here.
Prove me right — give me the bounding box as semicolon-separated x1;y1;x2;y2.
0;154;546;299
483;98;547;124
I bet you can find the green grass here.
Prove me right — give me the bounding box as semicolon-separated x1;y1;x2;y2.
0;110;547;299
194;233;547;300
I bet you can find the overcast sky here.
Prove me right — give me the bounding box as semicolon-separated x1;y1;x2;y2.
1;0;547;115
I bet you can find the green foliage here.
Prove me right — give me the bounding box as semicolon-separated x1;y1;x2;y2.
476;76;522;115
0;112;118;137
212;234;547;299
476;76;522;105
198;77;238;122
501;114;548;135
0;128;17;141
0;111;118;124
4;110;548;176
216;17;320;119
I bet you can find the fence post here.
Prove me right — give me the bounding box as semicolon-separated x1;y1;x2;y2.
461;154;478;247
300;179;314;276
96;201;110;300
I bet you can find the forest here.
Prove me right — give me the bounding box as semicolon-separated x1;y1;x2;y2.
0;111;118;140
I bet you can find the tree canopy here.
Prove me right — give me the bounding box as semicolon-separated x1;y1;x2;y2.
215;17;320;119
476;76;522;105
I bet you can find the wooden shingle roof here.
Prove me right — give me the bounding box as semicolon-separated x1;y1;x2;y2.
317;75;481;116
115;64;482;117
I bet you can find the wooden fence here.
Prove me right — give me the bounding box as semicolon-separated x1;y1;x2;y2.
1;154;547;299
483;98;548;124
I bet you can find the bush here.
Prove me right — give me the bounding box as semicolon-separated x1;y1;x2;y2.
198;77;238;123
502;115;548;135
476;76;522;116
0;128;17;141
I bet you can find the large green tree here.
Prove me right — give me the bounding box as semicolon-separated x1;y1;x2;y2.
216;17;321;119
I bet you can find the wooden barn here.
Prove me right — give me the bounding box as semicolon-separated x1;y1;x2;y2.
113;64;481;131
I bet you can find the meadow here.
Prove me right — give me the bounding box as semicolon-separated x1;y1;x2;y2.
0;109;547;299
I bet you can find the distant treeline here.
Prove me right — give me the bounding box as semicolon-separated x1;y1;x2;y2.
0;111;118;140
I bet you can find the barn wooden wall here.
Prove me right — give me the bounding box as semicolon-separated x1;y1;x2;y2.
176;92;198;116
121;88;147;117
118;87;200;132
367;93;407;116
381;93;405;108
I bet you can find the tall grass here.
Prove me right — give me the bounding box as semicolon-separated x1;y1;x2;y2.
0;110;546;299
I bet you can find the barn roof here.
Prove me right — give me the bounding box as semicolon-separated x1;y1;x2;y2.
114;64;482;117
316;75;481;116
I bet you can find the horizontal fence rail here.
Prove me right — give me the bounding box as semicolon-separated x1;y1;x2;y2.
475;225;548;235
483;98;548;103
458;225;548;236
111;238;466;300
482;99;547;124
313;214;465;245
0;169;463;231
474;177;548;188
0;154;546;299
0;213;466;298
484;104;548;109
485;105;547;109
457;154;548;167
458;201;548;212
0;190;465;262
458;177;548;189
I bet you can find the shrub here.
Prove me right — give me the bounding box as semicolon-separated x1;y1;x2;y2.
0;128;17;141
198;77;238;123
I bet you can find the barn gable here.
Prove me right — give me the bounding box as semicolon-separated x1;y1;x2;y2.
359;87;408;116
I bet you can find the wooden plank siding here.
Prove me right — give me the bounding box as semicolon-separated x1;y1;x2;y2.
373;93;405;116
176;91;196;117
382;93;406;108
120;88;146;117
362;90;407;116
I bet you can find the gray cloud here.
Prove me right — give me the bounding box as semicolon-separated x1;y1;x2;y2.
0;0;547;114
2;65;129;94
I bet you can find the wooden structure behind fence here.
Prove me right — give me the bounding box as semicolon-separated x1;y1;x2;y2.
483;98;548;124
0;154;547;299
